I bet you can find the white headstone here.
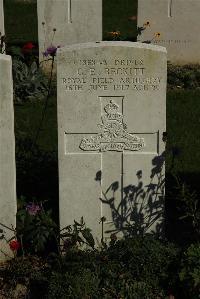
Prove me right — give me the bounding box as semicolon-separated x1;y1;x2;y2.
137;0;200;64
57;42;166;243
0;0;5;54
37;0;102;70
0;54;17;260
0;0;5;50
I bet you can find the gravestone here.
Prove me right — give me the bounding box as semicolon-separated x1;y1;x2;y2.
57;42;166;243
37;0;102;71
137;0;200;64
0;0;4;35
0;54;17;260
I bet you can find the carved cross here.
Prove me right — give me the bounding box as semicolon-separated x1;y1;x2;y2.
168;0;173;17
68;0;72;23
65;96;159;223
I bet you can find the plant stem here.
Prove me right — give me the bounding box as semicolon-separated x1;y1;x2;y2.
33;55;55;146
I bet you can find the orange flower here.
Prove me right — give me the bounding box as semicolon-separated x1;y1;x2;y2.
154;32;161;38
143;21;150;27
108;31;121;37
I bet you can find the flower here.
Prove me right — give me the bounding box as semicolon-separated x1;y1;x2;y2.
22;42;35;54
108;31;121;37
143;21;150;27
43;45;60;57
26;202;41;216
154;32;161;38
9;240;20;251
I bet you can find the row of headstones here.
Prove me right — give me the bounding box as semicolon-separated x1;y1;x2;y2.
38;0;200;65
0;41;166;260
1;0;200;64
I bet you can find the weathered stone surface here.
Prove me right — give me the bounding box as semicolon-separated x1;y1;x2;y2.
137;0;200;64
57;42;166;243
37;0;102;71
0;55;16;260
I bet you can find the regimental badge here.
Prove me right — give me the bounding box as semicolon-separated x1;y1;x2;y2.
79;100;145;152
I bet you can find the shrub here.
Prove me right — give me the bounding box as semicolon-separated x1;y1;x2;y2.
46;236;179;298
179;243;200;298
104;236;180;297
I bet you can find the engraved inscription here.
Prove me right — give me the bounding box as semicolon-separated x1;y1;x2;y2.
61;58;162;92
79;100;145;152
153;40;191;44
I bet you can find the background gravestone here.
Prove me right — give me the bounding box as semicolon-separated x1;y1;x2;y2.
57;42;166;242
0;54;16;260
37;0;102;70
0;0;5;52
137;0;200;64
0;0;4;36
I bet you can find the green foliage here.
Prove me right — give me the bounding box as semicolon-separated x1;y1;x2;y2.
46;236;179;299
179;243;200;298
103;0;138;42
47;269;99;299
168;64;200;90
103;237;179;296
0;256;50;298
17;197;57;254
12;52;48;103
166;145;200;241
15;136;58;201
175;176;200;239
60;217;95;252
4;0;38;45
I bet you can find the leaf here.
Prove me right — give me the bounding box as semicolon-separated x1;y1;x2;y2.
111;181;119;192
9;46;24;58
74;219;84;227
30;61;38;75
95;170;102;181
81;228;95;248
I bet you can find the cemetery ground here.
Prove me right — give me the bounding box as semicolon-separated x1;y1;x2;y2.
0;0;200;298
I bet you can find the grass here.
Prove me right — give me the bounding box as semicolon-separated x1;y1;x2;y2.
103;0;138;40
4;0;38;46
167;89;200;174
15;94;57;152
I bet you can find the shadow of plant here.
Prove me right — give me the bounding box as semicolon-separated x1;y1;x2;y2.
95;152;165;238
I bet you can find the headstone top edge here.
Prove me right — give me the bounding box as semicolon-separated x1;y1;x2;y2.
0;54;11;61
57;41;167;54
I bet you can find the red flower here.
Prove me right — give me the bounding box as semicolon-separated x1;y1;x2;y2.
9;240;20;251
22;42;35;54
